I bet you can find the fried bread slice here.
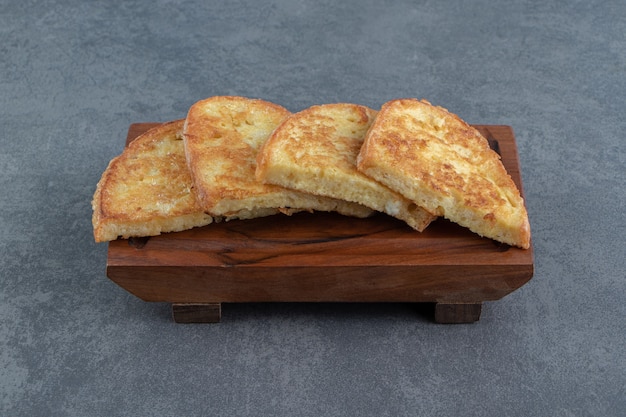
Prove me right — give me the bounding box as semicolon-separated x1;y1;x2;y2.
92;120;213;242
183;96;373;219
256;103;436;231
357;98;531;248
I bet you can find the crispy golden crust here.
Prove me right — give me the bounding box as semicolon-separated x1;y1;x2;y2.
183;96;373;219
257;103;436;231
357;98;531;248
92;120;213;242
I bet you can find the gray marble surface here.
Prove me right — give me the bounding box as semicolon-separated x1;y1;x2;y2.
1;1;624;416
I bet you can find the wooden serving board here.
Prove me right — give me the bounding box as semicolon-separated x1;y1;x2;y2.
106;123;533;324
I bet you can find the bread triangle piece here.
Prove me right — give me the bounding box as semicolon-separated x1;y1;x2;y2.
357;98;531;249
256;103;436;231
183;96;373;220
92;120;213;242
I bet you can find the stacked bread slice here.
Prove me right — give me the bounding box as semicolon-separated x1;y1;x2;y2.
92;96;530;248
357;98;530;249
256;103;436;232
91;120;214;242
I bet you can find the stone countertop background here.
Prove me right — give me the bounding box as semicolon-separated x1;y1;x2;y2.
1;1;624;416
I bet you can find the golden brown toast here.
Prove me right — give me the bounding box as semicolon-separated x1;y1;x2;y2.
357;98;531;248
183;96;373;219
92;120;213;242
256;103;436;231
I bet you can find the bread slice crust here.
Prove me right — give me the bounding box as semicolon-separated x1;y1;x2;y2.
183;96;372;219
357;98;531;248
92;120;213;242
256;103;435;231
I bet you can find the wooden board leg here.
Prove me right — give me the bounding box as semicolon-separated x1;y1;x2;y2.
434;302;482;324
172;303;221;323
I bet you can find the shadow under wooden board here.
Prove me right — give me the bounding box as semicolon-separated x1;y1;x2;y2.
106;123;534;324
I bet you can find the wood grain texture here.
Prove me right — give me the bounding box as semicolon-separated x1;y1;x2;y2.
107;123;534;322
